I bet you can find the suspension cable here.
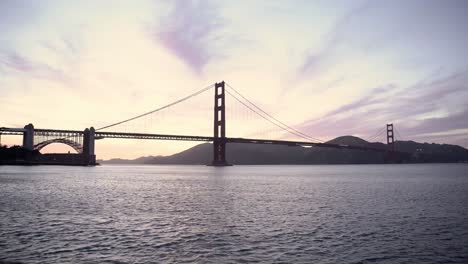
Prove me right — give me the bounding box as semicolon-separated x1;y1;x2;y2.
226;83;323;143
226;89;321;143
366;127;386;142
395;127;404;142
96;83;215;131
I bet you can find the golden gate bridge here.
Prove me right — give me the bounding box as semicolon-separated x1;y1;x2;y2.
0;81;402;166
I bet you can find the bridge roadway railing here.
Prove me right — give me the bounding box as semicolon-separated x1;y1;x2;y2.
94;132;397;154
34;128;84;136
1;127;408;155
0;127;26;135
225;137;392;153
94;131;214;142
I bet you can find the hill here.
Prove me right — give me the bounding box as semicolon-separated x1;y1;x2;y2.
98;136;468;165
99;156;156;164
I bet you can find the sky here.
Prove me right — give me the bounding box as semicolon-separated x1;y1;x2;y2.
1;0;468;159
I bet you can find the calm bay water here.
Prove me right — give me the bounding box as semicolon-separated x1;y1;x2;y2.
0;164;467;263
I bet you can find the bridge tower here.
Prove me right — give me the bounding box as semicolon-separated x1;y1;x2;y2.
386;123;395;162
83;127;96;165
22;123;34;151
211;81;230;166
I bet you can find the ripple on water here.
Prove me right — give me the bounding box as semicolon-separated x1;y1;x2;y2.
1;164;468;263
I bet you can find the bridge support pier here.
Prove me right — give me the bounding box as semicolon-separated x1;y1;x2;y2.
22;123;34;151
210;81;231;166
83;127;96;166
212;139;229;166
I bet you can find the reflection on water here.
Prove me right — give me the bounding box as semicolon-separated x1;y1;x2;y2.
1;164;467;263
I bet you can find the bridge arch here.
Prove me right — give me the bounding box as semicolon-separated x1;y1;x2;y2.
34;138;83;154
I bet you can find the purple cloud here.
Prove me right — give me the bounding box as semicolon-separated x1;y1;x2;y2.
0;52;70;83
297;70;468;146
323;84;395;118
41;32;84;58
403;105;468;137
155;0;224;75
298;2;371;78
299;53;324;77
298;0;468;79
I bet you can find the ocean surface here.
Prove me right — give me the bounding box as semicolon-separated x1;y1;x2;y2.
0;164;467;264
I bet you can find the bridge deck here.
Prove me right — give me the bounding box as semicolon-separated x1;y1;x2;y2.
95;131;214;142
226;138;389;153
1;127;396;153
0;127;26;135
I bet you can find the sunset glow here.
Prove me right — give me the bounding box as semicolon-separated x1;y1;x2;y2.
1;0;467;159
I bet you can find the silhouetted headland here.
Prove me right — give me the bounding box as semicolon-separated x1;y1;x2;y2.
99;136;468;165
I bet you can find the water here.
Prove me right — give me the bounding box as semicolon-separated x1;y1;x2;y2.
0;164;467;263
